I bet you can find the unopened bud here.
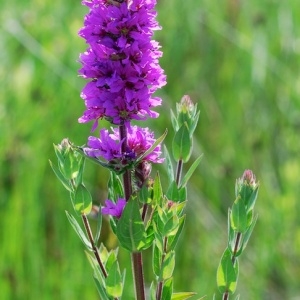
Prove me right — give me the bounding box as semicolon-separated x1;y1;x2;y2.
242;169;257;187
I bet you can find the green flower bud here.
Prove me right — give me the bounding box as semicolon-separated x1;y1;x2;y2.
54;138;84;183
235;169;259;213
176;95;200;136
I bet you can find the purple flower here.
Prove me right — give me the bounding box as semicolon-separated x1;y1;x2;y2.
78;0;166;128
102;198;126;218
84;124;164;165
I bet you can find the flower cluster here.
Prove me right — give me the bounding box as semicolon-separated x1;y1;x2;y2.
84;125;163;165
78;0;166;128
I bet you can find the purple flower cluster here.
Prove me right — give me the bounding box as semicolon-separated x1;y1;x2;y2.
78;0;166;128
84;125;163;164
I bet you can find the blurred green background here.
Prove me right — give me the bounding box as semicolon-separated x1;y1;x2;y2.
1;0;300;299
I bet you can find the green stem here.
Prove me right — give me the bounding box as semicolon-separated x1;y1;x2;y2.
119;123;145;300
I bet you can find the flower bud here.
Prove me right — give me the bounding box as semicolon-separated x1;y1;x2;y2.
235;169;259;213
134;161;152;189
173;95;200;137
54;138;84;182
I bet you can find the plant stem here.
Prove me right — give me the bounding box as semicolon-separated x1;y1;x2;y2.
132;252;146;300
222;291;229;300
232;232;242;265
175;159;183;186
119;123;145;300
81;214;107;278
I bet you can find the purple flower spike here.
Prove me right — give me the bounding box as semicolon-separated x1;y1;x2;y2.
78;0;166;127
102;198;126;218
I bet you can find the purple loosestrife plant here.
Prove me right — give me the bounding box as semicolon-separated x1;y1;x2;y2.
78;0;166;128
50;1;260;299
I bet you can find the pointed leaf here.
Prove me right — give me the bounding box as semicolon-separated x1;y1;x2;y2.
180;154;203;187
163;215;179;237
105;260;123;297
93;277;110;300
171;292;198;300
85;251;106;289
65;211;92;250
149;282;157;300
170;109;179;131
230;197;247;233
162;277;173;300
73;184;93;214
241;214;258;252
166;181;180;202
136;129;168;163
116;197;146;251
164;145;175;183
161;251;175;280
153;244;162;277
172;123;192;163
152;173;163;206
168;215;186;251
216;248;238;294
49;160;72;192
108;172;124;201
94;209;103;245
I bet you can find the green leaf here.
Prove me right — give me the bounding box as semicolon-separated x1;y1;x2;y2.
65;211;92;250
227;209;236;253
166;181;180;202
161;251;175;280
94;208;103;245
170;109;179;131
216;248;238;294
73;145;120;173
85;251;105;284
163;215;179;237
168;215;186;251
105;260;123;298
49;160;72;192
180;154;203;187
138;184;150;204
171;292;198;300
164;145;175;183
149;282;157;300
73;183;93;214
152;173;163;206
93;277;110;300
75;155;85;187
172;123;192;163
241;214;258;252
230;197;247;233
136;129;168;163
246;186;259;212
153;243;162;277
108;172;124;201
178;187;187;203
105;249;118;272
162;277;173;300
116;197;146;252
189;110;200;136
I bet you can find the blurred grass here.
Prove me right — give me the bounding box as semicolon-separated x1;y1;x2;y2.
1;0;300;299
